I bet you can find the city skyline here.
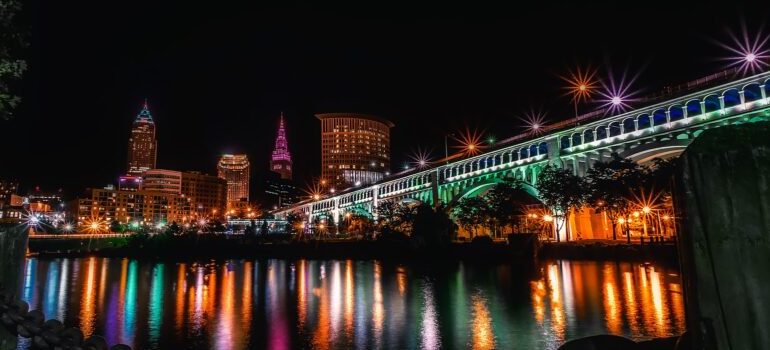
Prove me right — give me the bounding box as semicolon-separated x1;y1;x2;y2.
4;1;770;195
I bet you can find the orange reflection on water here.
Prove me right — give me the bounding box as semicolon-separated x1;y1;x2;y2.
372;262;384;348
297;260;307;328
530;281;546;324
602;265;621;334
396;266;407;296
242;261;253;339
79;257;97;338
649;268;666;337
547;263;566;341
470;292;496;350
344;260;354;339
216;267;235;350
623;271;640;335
175;263;187;334
312;264;330;350
532;261;686;342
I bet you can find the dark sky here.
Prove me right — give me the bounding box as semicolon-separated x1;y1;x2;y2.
4;1;769;197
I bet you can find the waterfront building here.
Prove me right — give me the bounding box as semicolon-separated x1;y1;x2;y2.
270;113;293;180
141;169;182;194
316;113;393;189
126;99;157;175
72;187;191;227
180;171;227;218
217;154;250;206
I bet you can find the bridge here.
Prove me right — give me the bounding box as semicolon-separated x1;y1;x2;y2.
274;70;770;227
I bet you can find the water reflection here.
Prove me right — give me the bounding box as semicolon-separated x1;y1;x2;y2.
19;258;686;350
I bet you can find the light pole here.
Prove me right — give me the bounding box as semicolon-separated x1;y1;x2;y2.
444;133;455;164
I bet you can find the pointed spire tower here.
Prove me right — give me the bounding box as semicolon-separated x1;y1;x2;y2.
127;98;157;175
270;112;293;180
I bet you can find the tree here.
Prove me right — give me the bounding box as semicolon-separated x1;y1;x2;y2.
244;219;257;238
375;202;418;235
0;0;26;120
586;155;645;241
411;204;454;249
484;178;526;237
259;220;269;236
284;212;302;236
453;197;488;238
536;164;587;242
109;220;125;233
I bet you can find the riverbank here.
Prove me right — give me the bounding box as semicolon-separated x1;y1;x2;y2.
540;239;678;263
28;234;677;263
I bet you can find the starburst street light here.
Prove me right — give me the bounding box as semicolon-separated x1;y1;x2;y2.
716;23;770;75
560;66;598;117
409;147;433;169
520;108;548;136
453;128;485;156
597;65;642;115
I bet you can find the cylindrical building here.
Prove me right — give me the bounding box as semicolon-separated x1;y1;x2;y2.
316;113;394;189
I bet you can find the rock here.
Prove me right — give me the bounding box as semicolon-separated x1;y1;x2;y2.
676;122;770;350
60;327;84;346
33;334;51;349
82;336;108;350
558;335;640;350
43;319;64;332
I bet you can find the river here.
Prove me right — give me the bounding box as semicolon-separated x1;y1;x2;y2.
17;258;685;349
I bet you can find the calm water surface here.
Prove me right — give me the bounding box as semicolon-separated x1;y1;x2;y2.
18;258;685;349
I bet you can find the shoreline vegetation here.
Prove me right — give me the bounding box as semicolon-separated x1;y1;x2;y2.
27;232;677;264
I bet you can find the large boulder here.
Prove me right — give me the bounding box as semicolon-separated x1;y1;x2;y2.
676;122;770;349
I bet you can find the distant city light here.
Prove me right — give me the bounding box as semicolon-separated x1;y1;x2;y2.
354;181;362;186
611;96;622;105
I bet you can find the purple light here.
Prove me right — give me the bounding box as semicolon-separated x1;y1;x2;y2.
520;107;548;135
271;113;293;163
716;23;770;75
409;147;432;168
597;64;642;115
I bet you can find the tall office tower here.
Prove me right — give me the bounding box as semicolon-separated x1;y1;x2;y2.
270;113;293;180
127;99;157;175
217;154;250;205
316;113;393;189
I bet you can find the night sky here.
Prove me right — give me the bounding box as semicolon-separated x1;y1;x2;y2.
4;1;769;198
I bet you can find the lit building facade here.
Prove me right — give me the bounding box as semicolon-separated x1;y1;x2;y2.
181;171;227;218
217;154;250;205
142;169;182;194
270;113;293;180
72;187;191;227
127;100;157;175
316;113;393;189
0;180;18;206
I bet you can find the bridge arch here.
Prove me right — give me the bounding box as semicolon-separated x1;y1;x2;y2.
668;104;684;122
742;83;763;103
637;113;651;129
722;88;741;108
652;109;667;126
621;118;635;134
685;99;702;117
571;132;582;147
619;138;691;164
595;125;608;140
583;129;595;143
446;176;540;208
703;94;720;112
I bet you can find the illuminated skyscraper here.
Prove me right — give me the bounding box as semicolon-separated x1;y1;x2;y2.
127;99;157;175
270;113;293;180
316;113;393;189
217;154;250;205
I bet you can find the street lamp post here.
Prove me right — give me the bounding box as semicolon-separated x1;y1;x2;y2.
444;133;455;164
